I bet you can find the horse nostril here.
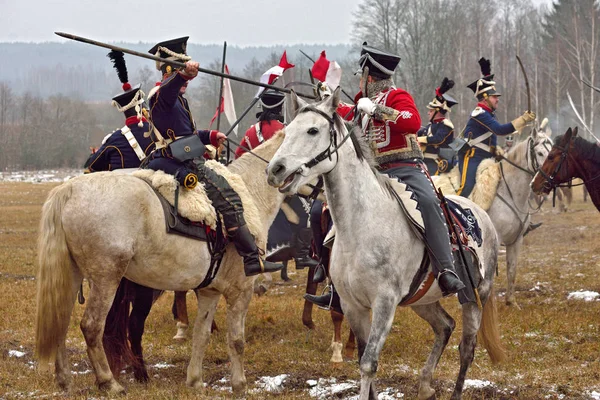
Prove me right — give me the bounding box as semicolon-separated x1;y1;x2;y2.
271;162;286;178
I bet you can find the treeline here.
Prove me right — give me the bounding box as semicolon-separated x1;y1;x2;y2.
2;0;599;170
352;0;600;141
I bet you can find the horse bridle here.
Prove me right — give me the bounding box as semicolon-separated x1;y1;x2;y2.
298;105;354;171
537;136;572;192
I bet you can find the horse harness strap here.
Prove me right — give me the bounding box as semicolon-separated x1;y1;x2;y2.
301;106;354;169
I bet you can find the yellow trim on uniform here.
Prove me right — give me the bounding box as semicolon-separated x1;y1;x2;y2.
456;147;475;195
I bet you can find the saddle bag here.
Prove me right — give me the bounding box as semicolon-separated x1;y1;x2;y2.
169;135;206;162
438;147;457;162
448;137;469;154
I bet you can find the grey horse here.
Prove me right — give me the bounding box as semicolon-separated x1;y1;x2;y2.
267;88;505;400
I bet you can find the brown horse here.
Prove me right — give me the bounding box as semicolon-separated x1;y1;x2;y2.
531;127;600;212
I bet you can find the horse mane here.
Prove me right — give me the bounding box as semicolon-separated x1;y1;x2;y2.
505;136;531;165
228;130;286;176
334;114;396;198
573;136;600;164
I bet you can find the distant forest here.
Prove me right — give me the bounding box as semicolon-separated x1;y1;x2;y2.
1;0;599;169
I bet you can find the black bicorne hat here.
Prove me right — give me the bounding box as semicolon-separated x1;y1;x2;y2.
467;57;501;100
148;37;191;72
107;51;144;119
357;42;401;79
260;90;285;108
112;83;142;109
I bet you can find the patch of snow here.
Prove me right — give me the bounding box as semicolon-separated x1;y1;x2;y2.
152;362;175;369
464;379;494;389
0;169;82;183
8;350;26;357
307;380;318;387
71;369;92;375
589;390;600;399
308;378;358;399
567;291;600;302
250;374;288;393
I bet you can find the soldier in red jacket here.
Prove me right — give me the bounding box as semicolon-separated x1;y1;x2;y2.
306;43;465;312
235;90;285;158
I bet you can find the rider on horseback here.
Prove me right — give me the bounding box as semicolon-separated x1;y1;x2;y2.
305;43;465;312
145;37;283;277
84;51;155;172
457;57;536;197
417;77;459;175
237;90;318;269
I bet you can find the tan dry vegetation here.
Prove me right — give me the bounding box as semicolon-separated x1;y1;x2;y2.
0;182;599;399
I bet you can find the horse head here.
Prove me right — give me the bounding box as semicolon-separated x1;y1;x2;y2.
531;126;578;194
528;124;554;173
267;87;343;194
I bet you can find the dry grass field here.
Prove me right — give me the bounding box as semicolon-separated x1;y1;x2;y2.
0;181;599;399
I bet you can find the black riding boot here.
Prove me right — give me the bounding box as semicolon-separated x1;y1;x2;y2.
230;225;284;277
523;222;543;237
438;269;466;297
304;284;343;314
294;228;318;269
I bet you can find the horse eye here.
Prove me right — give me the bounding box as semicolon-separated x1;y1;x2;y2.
537;151;544;157
307;127;319;135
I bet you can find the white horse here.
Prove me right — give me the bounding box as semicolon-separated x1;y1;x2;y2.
485;130;552;307
35;132;286;395
266;89;505;400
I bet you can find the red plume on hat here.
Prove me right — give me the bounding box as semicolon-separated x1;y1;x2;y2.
107;50;131;91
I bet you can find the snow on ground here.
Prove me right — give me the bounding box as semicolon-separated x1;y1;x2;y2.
0;169;81;183
152;362;175;369
8;349;26;358
589;390;600;400
567;290;600;302
249;374;288;394
308;377;358;398
464;379;494;389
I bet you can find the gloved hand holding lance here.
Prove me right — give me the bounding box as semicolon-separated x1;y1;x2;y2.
54;32;316;101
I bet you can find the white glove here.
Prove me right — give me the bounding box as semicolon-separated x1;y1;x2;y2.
357;98;376;116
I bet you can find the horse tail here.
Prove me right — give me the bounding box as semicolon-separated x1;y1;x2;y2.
477;287;507;364
103;278;137;377
35;183;77;365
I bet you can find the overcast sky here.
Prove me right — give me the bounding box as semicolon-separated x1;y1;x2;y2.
3;0;553;46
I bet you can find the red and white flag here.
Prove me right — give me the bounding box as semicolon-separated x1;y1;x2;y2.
210;65;238;136
256;51;295;96
311;51;342;90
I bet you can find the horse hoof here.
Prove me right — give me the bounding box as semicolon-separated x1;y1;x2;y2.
418;387;436;400
134;370;150;383
255;284;268;296
98;379;126;395
330;342;343;363
505;298;521;310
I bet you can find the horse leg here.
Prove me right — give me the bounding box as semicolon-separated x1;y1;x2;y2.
345;302;380;400
302;264;317;331
344;328;356;361
450;302;483;400
173;291;190;341
128;282;155;382
330;310;344;363
54;268;83;391
80;278;126;394
505;237;523;309
411;302;456;400
186;289;221;391
224;287;254;395
280;260;291;282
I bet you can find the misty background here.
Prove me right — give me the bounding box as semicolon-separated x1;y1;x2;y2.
1;0;596;170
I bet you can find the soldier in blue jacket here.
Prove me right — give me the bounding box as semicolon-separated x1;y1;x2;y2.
145;37;282;277
84;51;154;172
457;58;536;197
417;77;458;175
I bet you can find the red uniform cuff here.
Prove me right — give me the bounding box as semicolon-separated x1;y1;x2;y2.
209;130;220;147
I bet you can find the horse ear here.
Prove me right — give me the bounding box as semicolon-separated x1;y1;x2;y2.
321;87;341;113
573;126;578;137
289;89;308;119
564;127;573;142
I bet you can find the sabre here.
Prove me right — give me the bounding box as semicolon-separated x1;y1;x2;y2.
516;55;531;112
566;91;600;144
54;32;316;100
